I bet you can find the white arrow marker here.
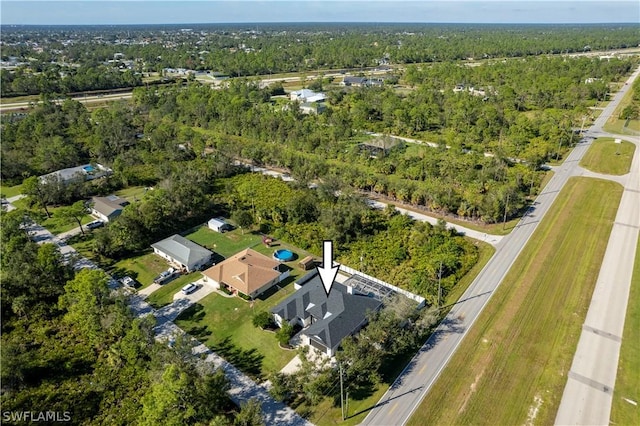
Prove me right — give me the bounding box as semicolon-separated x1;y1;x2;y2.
317;240;339;297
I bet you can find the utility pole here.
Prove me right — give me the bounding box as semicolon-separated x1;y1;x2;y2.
502;192;510;230
340;363;345;420
438;261;443;308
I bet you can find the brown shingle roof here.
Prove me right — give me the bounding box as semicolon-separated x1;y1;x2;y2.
202;249;281;295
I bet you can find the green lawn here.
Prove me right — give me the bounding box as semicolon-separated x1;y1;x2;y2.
580;138;636;175
175;279;300;378
11;197;94;235
185;225;262;258
610;235;640;426
408;177;623;426
0;183;23;198
111;251;171;288
146;271;203;308
113;185;149;203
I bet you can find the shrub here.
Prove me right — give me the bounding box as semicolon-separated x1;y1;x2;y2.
252;311;274;329
276;321;294;346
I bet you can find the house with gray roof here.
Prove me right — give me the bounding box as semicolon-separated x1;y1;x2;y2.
341;76;368;87
151;234;214;273
272;270;382;357
91;195;130;222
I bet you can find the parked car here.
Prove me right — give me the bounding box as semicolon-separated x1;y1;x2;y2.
154;267;178;284
86;220;104;230
181;283;198;295
120;276;136;288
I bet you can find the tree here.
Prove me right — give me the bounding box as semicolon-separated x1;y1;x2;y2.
22;176;51;218
58;200;88;235
58;269;111;347
140;364;198;426
234;399;265;426
232;209;254;234
252;311;274;329
276;321;294;347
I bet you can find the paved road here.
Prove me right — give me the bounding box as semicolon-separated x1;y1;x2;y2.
555;106;640;423
362;65;640;426
367;199;503;246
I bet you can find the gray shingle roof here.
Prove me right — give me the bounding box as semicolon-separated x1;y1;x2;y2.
91;195;129;218
151;234;213;269
272;270;382;352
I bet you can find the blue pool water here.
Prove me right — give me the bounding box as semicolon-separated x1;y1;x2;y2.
83;165;95;172
273;249;294;262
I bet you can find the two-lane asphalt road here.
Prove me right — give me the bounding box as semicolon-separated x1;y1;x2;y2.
362;65;640;426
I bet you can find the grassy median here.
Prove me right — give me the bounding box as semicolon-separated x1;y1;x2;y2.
408;177;623;426
580;137;636;175
610;235;640;425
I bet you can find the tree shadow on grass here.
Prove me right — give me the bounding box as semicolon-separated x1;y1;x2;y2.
212;336;264;380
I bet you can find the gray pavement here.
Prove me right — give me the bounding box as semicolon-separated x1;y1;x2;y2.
362;65;640;426
367;199;503;246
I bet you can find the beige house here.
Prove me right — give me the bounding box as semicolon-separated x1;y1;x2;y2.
202;249;289;299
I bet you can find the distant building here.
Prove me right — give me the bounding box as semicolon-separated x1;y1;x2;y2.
39;163;112;184
290;89;326;103
341;76;368;87
90;195;130;222
300;102;327;115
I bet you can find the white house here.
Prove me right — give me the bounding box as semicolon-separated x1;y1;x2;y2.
151;234;213;272
290;89;326;103
91;195;130;222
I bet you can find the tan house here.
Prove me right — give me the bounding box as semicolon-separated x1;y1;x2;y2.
202;248;289;299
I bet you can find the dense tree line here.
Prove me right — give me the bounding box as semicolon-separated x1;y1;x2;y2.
0;209;264;425
3;24;638;78
0;65;142;97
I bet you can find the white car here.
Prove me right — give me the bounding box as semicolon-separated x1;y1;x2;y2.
86;220;104;230
181;283;198;295
120;276;136;287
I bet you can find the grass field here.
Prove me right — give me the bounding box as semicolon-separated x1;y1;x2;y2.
111;251;171;288
0;184;23;198
610;235;640;425
185;225;262;258
113;185;149;202
580;138;636;175
9;197;94;235
175;280;300;378
306;242;496;426
407;177;623;426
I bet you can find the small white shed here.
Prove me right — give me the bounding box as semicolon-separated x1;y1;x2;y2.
208;217;231;233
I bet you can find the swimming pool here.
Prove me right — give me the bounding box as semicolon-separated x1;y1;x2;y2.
273;249;294;262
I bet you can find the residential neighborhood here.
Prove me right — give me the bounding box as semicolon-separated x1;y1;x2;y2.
1;9;639;426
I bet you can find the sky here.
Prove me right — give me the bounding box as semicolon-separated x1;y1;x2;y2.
1;1;639;25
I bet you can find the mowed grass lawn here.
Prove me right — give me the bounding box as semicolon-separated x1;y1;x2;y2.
186;225;262;258
408;177;623;426
0;183;23;198
610;235;640;426
580;138;636;175
175;279;300;378
111;251;172;288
